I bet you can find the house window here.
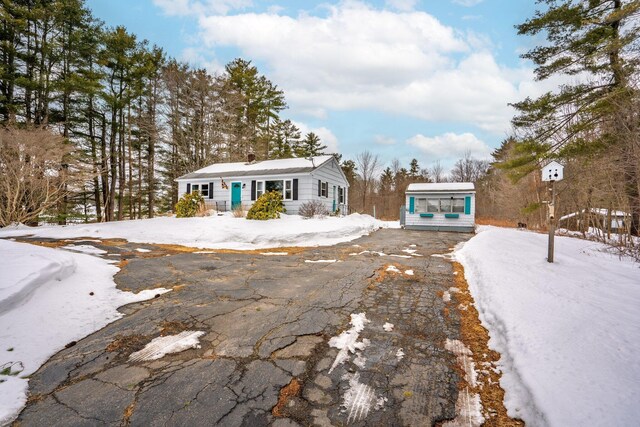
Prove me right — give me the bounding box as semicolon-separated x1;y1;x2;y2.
285;180;292;200
338;187;345;204
201;184;209;197
321;181;328;198
258;179;293;201
192;184;200;193
256;181;264;198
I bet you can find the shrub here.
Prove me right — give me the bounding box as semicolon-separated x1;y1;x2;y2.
232;204;245;218
299;200;329;218
175;192;205;218
246;191;286;220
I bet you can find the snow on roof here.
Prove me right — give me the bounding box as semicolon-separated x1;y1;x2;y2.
406;182;475;192
177;155;334;180
559;208;628;221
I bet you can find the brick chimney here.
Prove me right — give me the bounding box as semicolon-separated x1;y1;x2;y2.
247;153;256;163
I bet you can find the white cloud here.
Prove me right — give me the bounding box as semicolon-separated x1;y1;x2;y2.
179;47;224;74
153;0;252;16
374;135;397;145
171;1;555;135
406;132;492;161
385;0;418;12
451;0;483;7
293;121;340;154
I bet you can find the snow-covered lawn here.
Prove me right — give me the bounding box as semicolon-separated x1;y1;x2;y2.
0;240;169;425
456;226;640;427
0;213;397;250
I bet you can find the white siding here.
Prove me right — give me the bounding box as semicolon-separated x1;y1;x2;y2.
404;192;475;230
176;158;349;215
310;157;350;214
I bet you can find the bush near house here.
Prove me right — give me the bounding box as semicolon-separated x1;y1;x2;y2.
299;200;329;218
246;191;286;220
175;192;205;218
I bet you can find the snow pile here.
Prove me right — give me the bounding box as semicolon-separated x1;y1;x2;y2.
328;313;371;374
0;213;397;250
0;240;170;425
382;322;394;332
129;331;205;362
341;373;376;423
456;226;640;426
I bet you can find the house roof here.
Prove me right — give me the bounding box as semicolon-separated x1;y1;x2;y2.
177;155;335;180
406;182;475;192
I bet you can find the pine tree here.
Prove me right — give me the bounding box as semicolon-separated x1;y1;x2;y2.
509;0;640;234
296;131;327;157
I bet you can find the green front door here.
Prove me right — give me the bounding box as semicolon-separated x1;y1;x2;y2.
231;182;242;209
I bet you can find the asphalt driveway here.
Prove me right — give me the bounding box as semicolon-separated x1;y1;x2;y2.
14;228;471;426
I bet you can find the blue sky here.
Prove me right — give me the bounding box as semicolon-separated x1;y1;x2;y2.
86;0;552;171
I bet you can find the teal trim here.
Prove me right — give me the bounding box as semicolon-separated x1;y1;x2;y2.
419;213;434;218
231;182;242;209
409;197;415;214
333;199;336;212
405;224;474;233
445;213;460;219
464;196;471;215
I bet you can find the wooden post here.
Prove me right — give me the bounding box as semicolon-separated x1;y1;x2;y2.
547;180;556;263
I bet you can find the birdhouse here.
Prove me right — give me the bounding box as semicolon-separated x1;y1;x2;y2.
542;161;564;182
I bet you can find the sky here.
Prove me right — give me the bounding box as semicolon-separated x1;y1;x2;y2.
85;0;556;171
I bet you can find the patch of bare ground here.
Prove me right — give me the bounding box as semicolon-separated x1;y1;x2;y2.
448;261;524;426
272;378;301;417
106;334;147;354
159;320;189;336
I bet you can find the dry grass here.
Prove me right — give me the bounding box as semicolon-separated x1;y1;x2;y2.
105;334;147;353
232;204;246;218
272;378;301;417
475;217;518;228
117;259;129;269
159;320;189;336
122;401;136;425
450;262;524;426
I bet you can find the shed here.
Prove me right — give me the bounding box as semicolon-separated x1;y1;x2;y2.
176;155;349;215
402;182;475;232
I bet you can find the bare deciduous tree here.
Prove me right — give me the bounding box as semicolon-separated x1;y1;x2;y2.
0;127;76;226
356;150;381;213
430;161;446;183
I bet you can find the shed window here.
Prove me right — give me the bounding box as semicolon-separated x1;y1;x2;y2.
419;197;467;213
452;198;465;213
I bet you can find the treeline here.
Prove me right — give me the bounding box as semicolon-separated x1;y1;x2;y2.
0;0;327;225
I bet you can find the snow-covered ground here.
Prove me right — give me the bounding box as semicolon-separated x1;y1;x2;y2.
0;213;397;250
0;240;169;425
456;226;640;427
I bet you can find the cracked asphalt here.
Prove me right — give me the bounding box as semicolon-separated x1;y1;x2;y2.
14;228;472;426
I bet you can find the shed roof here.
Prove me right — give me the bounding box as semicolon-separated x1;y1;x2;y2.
406;182;475;192
177;155;334;180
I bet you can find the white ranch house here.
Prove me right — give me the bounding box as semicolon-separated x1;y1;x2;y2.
402;182;475;232
176;155;349;215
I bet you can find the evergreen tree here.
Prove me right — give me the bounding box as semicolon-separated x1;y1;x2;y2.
296;131;327;157
509;0;640;233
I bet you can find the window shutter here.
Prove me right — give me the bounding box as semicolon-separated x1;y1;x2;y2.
293;179;298;200
409;197;415;214
251;180;256;201
186;183;191;194
208;182;214;199
464;196;471;215
318;180;321;197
